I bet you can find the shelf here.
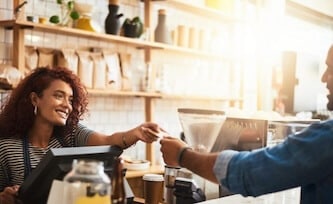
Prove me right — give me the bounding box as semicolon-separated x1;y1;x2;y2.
87;89;162;98
285;0;333;26
88;89;243;102
0;20;162;49
152;0;243;23
0;19;232;60
153;41;234;60
160;93;242;102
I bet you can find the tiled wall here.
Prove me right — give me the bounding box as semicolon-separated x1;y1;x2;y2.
0;0;229;163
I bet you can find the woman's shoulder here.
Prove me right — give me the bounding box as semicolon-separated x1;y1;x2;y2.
0;137;22;148
0;138;22;159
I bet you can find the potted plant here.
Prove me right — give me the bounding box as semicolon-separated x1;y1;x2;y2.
49;0;80;26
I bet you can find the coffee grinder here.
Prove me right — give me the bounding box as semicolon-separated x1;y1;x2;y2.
176;108;226;201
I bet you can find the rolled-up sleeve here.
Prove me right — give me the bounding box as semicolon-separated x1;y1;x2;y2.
213;150;239;183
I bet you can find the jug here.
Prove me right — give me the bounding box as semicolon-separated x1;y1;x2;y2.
105;3;123;35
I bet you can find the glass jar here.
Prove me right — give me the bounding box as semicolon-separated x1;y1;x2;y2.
63;159;111;204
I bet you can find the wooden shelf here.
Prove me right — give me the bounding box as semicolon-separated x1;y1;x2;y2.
151;0;243;23
153;41;234;60
87;89;162;98
0;19;233;60
159;93;242;102
87;88;243;102
285;0;333;26
1;20;161;49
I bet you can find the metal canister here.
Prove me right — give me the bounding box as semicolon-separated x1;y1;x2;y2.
164;166;181;204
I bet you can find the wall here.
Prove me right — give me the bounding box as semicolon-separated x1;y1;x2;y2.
0;0;229;164
1;0;333;163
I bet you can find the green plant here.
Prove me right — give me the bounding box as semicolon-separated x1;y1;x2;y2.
49;0;80;26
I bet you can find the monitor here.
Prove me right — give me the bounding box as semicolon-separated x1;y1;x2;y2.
18;145;123;203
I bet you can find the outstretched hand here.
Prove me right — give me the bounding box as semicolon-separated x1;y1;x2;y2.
134;122;169;143
160;136;188;167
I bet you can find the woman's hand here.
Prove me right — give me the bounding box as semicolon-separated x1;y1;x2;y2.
160;136;188;166
0;185;20;204
87;122;169;148
130;122;168;144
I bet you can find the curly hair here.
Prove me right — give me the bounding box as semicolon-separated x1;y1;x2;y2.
0;66;88;139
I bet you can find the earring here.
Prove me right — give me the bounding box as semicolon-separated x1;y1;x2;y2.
34;106;37;115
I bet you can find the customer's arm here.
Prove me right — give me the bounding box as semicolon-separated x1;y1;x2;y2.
220;120;333;197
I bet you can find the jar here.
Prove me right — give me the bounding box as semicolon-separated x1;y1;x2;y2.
63;159;111;204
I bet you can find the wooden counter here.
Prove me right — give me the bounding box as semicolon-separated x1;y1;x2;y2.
125;165;164;179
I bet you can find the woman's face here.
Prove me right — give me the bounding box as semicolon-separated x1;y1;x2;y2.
35;79;73;126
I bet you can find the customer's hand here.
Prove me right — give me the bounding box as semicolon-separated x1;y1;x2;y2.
160;136;188;166
131;122;167;143
0;185;19;204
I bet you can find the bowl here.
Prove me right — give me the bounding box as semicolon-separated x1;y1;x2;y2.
123;159;150;171
74;2;93;15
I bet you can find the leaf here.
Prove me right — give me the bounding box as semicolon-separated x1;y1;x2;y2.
56;0;63;4
67;1;74;10
70;11;80;20
49;15;60;24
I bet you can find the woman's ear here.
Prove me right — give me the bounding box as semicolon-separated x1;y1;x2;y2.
30;92;39;106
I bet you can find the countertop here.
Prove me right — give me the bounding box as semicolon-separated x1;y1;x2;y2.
199;187;300;204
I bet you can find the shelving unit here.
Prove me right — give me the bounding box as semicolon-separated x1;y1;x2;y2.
1;0;246;169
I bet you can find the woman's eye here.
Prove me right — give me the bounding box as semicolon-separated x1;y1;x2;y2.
54;93;64;100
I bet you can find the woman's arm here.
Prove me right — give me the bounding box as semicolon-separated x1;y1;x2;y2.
86;122;162;148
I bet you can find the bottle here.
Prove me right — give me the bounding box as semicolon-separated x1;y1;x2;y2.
154;9;172;44
111;158;126;204
63;159;111;204
105;0;123;35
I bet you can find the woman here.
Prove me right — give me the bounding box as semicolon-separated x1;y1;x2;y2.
0;66;161;204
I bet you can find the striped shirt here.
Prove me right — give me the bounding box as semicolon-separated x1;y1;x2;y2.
0;123;93;192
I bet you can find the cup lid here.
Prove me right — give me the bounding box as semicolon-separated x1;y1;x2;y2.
143;174;164;181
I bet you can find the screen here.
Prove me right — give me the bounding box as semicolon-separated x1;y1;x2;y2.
18;145;123;203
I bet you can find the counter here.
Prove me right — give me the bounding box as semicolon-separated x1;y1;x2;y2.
199;187;300;204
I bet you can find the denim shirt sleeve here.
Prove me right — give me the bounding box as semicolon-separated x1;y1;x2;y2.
214;120;333;197
213;150;239;182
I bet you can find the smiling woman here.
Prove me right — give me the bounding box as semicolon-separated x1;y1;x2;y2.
0;66;164;204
